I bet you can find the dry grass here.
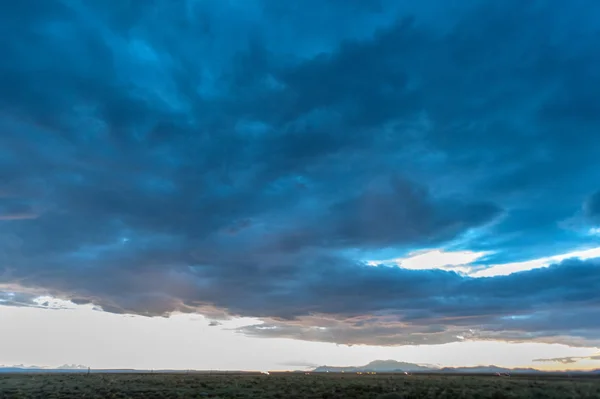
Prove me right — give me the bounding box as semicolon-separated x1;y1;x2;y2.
0;373;599;399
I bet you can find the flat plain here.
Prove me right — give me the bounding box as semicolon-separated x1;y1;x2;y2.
1;372;599;399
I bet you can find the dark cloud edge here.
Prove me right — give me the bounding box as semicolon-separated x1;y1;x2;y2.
3;257;600;348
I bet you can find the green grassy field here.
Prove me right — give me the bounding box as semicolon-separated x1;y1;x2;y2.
1;373;599;399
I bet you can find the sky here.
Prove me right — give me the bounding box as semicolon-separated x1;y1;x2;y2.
1;0;600;371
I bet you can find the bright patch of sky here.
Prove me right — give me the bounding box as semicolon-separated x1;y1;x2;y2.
367;249;488;274
369;246;600;278
472;246;600;277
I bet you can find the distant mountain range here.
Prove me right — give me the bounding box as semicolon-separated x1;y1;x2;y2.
311;360;600;374
1;360;598;374
0;366;260;374
0;365;100;373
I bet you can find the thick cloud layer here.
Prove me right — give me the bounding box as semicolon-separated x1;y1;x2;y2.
584;191;600;225
2;0;600;347
234;259;600;346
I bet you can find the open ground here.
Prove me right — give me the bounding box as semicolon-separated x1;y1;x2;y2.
1;373;600;399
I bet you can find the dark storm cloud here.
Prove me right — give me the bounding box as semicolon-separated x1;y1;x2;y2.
584;191;600;224
265;176;500;252
2;0;600;347
233;258;600;346
0;198;39;220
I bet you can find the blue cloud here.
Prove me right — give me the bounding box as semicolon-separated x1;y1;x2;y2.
584;190;600;224
1;0;600;346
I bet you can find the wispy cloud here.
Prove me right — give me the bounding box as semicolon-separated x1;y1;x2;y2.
533;353;600;364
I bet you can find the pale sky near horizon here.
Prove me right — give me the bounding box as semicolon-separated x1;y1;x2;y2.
2;0;600;374
2;246;600;371
0;300;597;371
